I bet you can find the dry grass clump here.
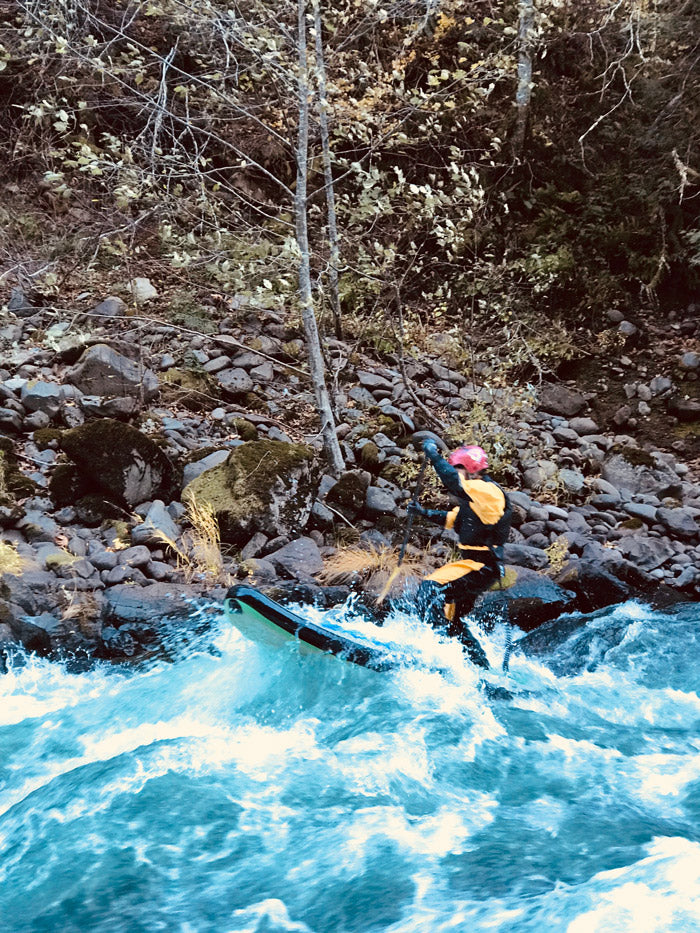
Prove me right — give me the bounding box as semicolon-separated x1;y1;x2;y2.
319;544;427;598
0;540;26;576
155;495;229;584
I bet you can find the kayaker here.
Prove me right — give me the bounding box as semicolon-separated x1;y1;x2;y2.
407;439;512;668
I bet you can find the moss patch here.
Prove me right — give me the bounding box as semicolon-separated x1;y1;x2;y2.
61;418;177;506
182;439;316;544
232;418;259;441
49;463;92;507
33;428;64;450
611;444;656;469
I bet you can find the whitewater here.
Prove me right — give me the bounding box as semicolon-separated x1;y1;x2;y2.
2;598;700;933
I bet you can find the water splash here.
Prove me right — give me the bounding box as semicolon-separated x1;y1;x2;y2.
1;599;700;932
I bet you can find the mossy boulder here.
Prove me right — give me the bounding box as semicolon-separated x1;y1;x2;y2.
61;419;177;507
324;470;371;521
49;463;91;507
182;439;317;545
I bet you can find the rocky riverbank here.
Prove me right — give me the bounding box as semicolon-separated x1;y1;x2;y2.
1;284;699;665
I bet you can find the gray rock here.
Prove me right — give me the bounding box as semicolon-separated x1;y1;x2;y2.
559;468;585;495
675;566;700;588
649;376;672;396
503;543;549;570
131;499;180;546
241;532;269;560
537;384;587;418
102;582;197;626
7;287;36;317
601;451;678;496
679;352;700;371
364;486;397;516
24;410;51;431
20;381;61;417
569;417;598;434
347;386;377;409
66;344;159;401
79;395;141;419
217;367;254;396
182;452;229;488
357;370;393;391
104;565;148;586
93;296;127;317
145;560;175;581
266;536;324;580
0;408;22;432
618;320;638;337
17;510;59;543
128;277;158;303
90;550;119;571
118;545;152;567
202;356;231;374
251;361;274;383
655;507;699;540
623;502;657;523
309;500;335;528
617;536;675;570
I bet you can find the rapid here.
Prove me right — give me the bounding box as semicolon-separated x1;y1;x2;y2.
2;598;700;933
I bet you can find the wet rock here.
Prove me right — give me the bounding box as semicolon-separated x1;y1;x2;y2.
553;560;633;613
66;344;159;401
182;439;317;545
266;536;324;582
477;566;576;632
61;419;177;507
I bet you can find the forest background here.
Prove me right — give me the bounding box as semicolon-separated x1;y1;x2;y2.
0;0;698;472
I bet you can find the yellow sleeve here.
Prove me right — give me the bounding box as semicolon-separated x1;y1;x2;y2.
445;506;460;530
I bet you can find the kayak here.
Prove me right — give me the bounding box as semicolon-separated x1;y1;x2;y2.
225;583;417;672
224;584;518;699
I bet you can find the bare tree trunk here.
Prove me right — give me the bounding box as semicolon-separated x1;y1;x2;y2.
512;0;534;158
312;0;343;340
296;0;345;475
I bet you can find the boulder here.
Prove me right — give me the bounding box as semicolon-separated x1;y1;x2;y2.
553;560;633;613
503;542;549;570
60;419;177;507
181;439;317;545
182;449;231;487
325;470;371;521
601;448;678;496
477;566;576;632
66;344;159;401
655;507;699;540
616;535;675;571
364;486;397;517
265;536;324;581
537;384;587;418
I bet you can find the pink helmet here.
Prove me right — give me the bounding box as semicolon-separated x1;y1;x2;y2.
448;444;488;473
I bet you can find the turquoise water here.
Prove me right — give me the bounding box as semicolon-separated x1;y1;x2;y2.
2;599;700;932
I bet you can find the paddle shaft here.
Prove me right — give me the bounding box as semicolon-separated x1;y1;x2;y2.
397;455;429;566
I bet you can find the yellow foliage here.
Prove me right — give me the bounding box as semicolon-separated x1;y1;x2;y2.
0;541;26;576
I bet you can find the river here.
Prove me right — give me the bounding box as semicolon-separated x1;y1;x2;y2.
2;598;700;932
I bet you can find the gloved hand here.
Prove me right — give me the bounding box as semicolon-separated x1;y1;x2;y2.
407;500;427;516
422;438;440;459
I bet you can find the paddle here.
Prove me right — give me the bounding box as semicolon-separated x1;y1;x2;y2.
376;453;429;604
